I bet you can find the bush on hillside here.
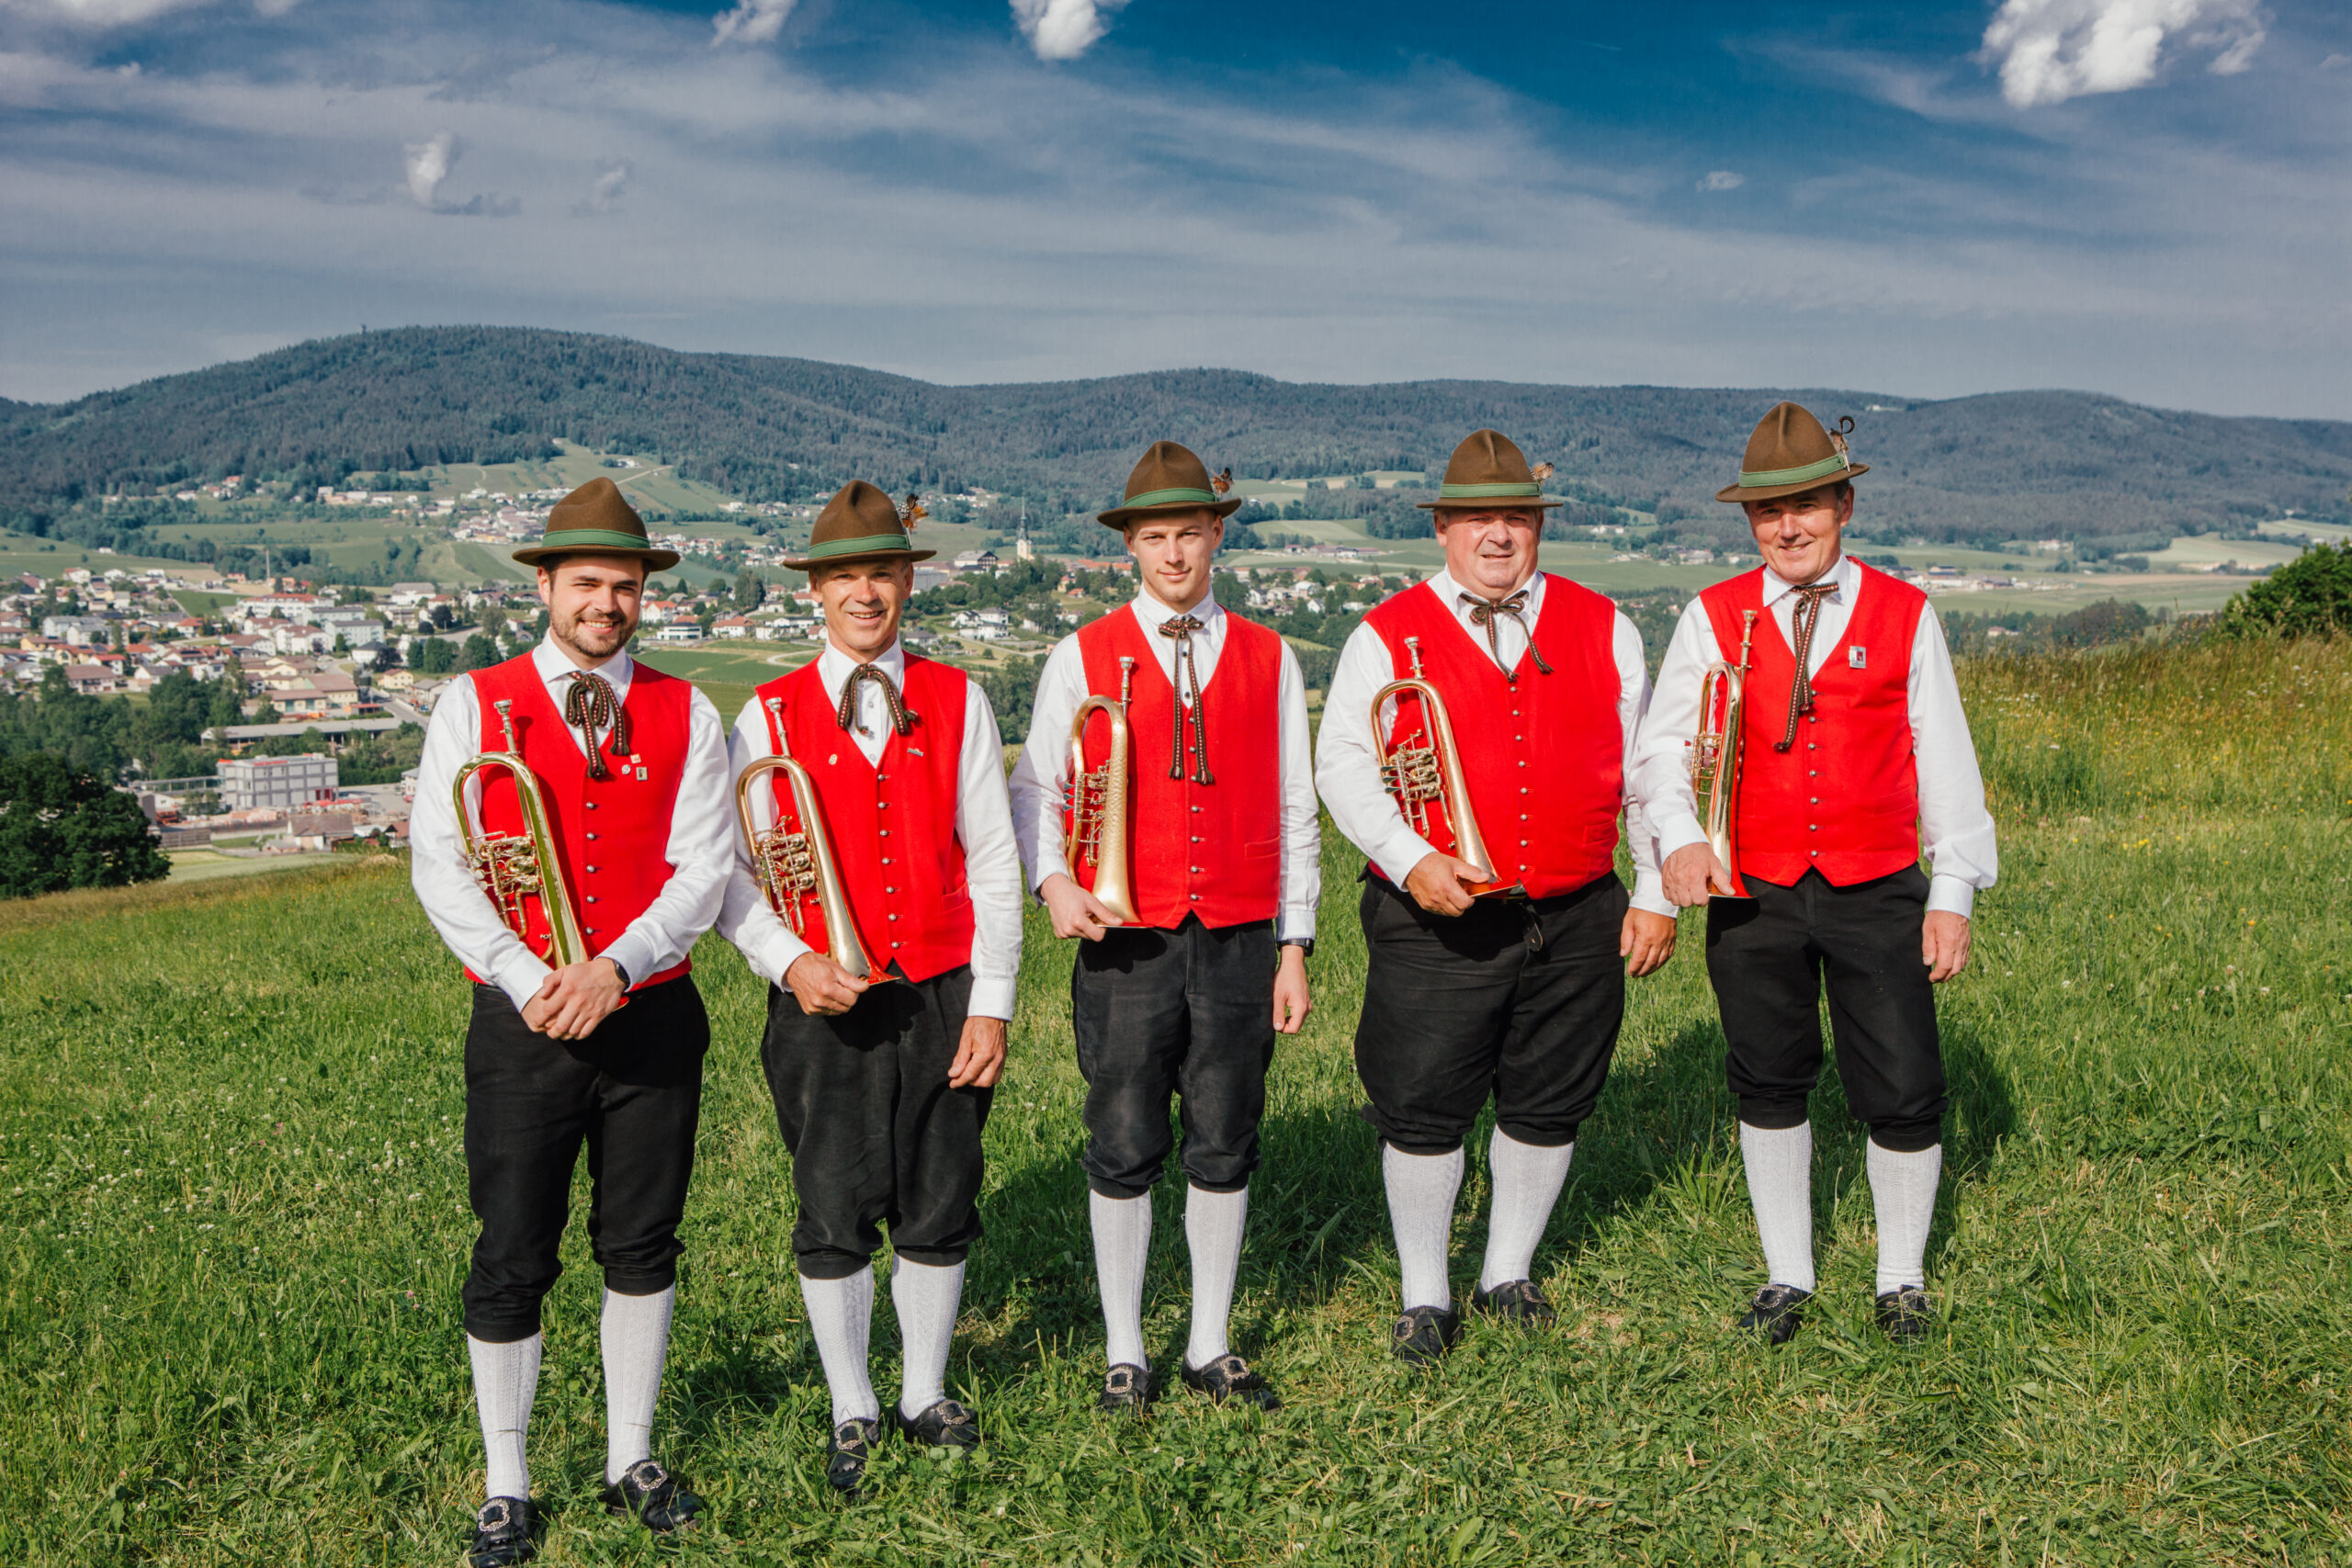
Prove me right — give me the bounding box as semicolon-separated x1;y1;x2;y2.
0;752;170;898
2220;542;2352;637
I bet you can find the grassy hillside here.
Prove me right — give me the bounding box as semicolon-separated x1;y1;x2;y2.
6;327;2348;546
0;638;2346;1563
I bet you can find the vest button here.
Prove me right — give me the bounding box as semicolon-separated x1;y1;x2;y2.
1191;836;1201;843
891;941;901;948
587;928;599;935
1189;893;1200;901
586;895;599;903
585;801;598;810
585;832;599;840
882;857;892;865
1809;797;1817;805
887;886;896;894
878;801;890;809
888;912;899;920
1810;850;1819;857
880;829;890;837
877;773;888;782
585;865;598;874
1517;760;1526;768
1809;824;1817;831
1190;866;1201;874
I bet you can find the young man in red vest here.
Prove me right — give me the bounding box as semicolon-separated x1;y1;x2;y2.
411;478;732;1565
715;480;1023;1497
1317;430;1679;1369
1634;402;1999;1344
1008;441;1317;1414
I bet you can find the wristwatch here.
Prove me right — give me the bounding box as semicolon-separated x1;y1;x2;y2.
1281;939;1315;959
605;957;632;990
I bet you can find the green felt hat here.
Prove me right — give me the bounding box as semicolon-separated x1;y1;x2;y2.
1416;429;1564;511
785;480;936;570
512;478;680;570
1715;402;1868;502
1097;441;1244;529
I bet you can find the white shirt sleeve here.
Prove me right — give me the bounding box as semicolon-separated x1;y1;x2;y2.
713;695;814;989
595;685;733;989
956;682;1025;1021
1611;612;1673;918
1275;637;1321;942
1910;605;2000;918
1006;633;1086;895
1628;599;1720;865
409;672;558;1010
1315;620;1442;884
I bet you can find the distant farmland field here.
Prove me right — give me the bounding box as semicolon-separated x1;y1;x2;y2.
1;638;2346;1564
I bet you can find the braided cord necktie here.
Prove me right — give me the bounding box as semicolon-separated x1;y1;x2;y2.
1463;591;1553;682
562;671;631;780
1773;582;1838;752
837;662;915;738
1157;615;1213;784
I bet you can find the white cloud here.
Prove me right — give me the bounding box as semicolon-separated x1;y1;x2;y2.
711;0;793;48
576;159;629;215
1980;0;2267;108
402;129;454;208
1698;169;1744;191
0;0;300;24
1010;0;1126;62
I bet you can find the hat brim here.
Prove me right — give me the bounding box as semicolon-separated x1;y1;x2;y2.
1715;462;1867;504
512;544;682;570
1415;497;1565;513
781;547;938;570
1097;496;1244;530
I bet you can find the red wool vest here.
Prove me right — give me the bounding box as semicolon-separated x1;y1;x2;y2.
1362;576;1624;898
1071;605;1283;930
1700;561;1926;887
754;656;975;984
465;654;693;988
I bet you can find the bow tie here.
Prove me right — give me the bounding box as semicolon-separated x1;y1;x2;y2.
1773;582;1838;752
562;671;630;780
1462;591;1553;680
837;661;915;738
1157;614;1214;784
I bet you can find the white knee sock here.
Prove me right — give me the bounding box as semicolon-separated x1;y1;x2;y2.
800;1268;881;1426
1182;1185;1249;1370
599;1286;674;1485
1382;1143;1464;1313
1477;1129;1574;1292
467;1332;541;1503
890;1255;966;1420
1739;1121;1816;1293
1090;1189;1154;1370
1867;1140;1942;1295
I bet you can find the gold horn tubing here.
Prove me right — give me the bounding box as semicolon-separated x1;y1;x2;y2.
1370;667;1514;897
735;753;871;979
1064;661;1141;926
1689;609;1757;900
452;699;590;971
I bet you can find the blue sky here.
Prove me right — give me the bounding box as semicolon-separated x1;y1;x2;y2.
1;0;2345;416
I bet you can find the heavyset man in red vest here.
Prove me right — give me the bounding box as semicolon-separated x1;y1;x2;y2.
1009;441;1318;1415
1317;430;1679;1370
1634;402;1998;1345
714;480;1023;1499
411;479;732;1565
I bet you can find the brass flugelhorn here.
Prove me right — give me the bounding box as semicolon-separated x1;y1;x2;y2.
454;697;590;969
1370;635;1515;897
1689;609;1757;899
737;696;871;977
1065;655;1140;925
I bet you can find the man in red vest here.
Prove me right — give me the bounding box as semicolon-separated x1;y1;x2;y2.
715;480;1023;1498
411;478;732;1564
1009;441;1318;1415
1634;402;1999;1345
1318;430;1679;1369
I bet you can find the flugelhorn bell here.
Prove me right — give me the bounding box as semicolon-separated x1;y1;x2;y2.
1689;609;1756;899
1065;655;1140;925
738;697;871;977
453;698;591;970
1370;636;1517;897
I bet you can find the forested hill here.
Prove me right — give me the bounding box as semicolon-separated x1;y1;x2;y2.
6;326;2349;545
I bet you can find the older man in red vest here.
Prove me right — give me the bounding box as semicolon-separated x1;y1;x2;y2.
1318;430;1679;1369
1010;441;1317;1416
412;479;731;1564
1634;402;1998;1346
715;480;1023;1499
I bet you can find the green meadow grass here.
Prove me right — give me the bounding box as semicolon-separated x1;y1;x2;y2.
2;639;2348;1564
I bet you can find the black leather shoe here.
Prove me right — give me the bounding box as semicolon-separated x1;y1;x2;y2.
1470;1279;1556;1326
897;1397;981;1452
825;1418;881;1497
601;1459;701;1534
1180;1353;1282;1411
1098;1362;1155;1415
1389;1305;1462;1370
1875;1286;1935;1343
1736;1283;1813;1345
467;1496;536;1567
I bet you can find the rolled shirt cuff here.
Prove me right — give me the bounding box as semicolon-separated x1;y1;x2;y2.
1369;828;1442;889
1629;870;1675;919
1027;847;1072;897
1651;811;1709;862
757;926;815;992
490;950;554;1015
1926;873;1977;919
966;974;1016;1022
597;930;661;993
1279;905;1318;945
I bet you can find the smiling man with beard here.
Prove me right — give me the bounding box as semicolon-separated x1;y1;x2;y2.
410;478;732;1564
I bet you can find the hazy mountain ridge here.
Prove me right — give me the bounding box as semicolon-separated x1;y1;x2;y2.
4;327;2347;545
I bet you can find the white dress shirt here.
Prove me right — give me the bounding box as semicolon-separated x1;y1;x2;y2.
1009;592;1321;942
714;637;1025;1021
1628;552;1999;918
410;636;734;1012
1315;570;1670;917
